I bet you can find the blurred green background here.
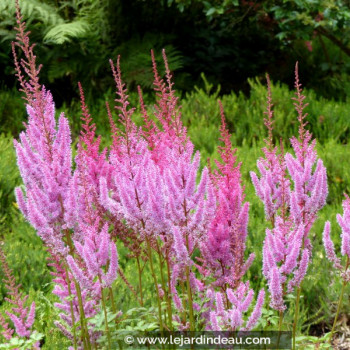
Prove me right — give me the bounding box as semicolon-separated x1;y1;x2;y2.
1;0;350;348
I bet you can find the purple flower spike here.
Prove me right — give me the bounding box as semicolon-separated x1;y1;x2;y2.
254;70;327;311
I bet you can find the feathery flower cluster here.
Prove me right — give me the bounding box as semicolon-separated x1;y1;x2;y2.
0;247;37;348
207;283;265;331
196;104;265;330
49;252;101;347
14;88;72;255
10;2;281;346
100;55;215;243
200;103;252;289
323;195;350;281
250;78;289;223
12;3;72;256
67;223;118;290
251;68;328;311
98;53;218;325
12;4;119;347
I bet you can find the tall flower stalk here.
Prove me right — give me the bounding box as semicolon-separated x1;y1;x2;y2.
323;195;350;344
251;67;327;349
100;51;216;332
200;102;265;332
9;1;291;346
0;246;38;348
12;3;119;348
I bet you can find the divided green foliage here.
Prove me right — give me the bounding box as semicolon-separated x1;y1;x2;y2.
43;20;90;45
115;35;183;89
0;0;63;42
0;0;185;102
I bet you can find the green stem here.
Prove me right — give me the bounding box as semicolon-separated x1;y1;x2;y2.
157;244;173;330
185;265;195;331
165;253;173;330
109;286;120;333
185;234;195;331
109;287;117;315
75;282;92;350
329;280;346;343
64;230;91;349
146;238;164;333
99;278;112;349
157;252;167;326
277;310;283;350
65;266;78;350
136;257;144;306
180;280;187;324
292;284;302;350
329;256;350;344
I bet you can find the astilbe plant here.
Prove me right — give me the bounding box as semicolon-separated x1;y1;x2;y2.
201;102;252;290
12;3;119;349
99;52;265;334
99;52;217;332
250;68;328;349
199;103;265;331
323;195;350;343
207;282;265;332
0;246;39;348
10;1;273;348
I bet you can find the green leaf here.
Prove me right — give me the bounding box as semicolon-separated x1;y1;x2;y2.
44;20;90;44
206;8;216;17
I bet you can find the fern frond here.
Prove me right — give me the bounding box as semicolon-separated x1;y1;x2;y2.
0;0;64;27
43;20;90;44
115;34;184;88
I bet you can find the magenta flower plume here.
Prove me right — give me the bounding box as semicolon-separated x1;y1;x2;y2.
201;103;253;289
62;83;112;248
286;63;328;236
76;82;110;190
287;248;309;293
67;223;119;291
323;222;342;271
11;7;118;347
0;247;37;345
207;282;265;331
100;56;159;241
323;195;350;281
148;51;216;243
49;252;100;347
195;103;265;331
101;52;216;257
13;6;73;254
173;226;190;263
254;68;328;311
149;48;187;158
250;75;290;222
14;91;72;254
